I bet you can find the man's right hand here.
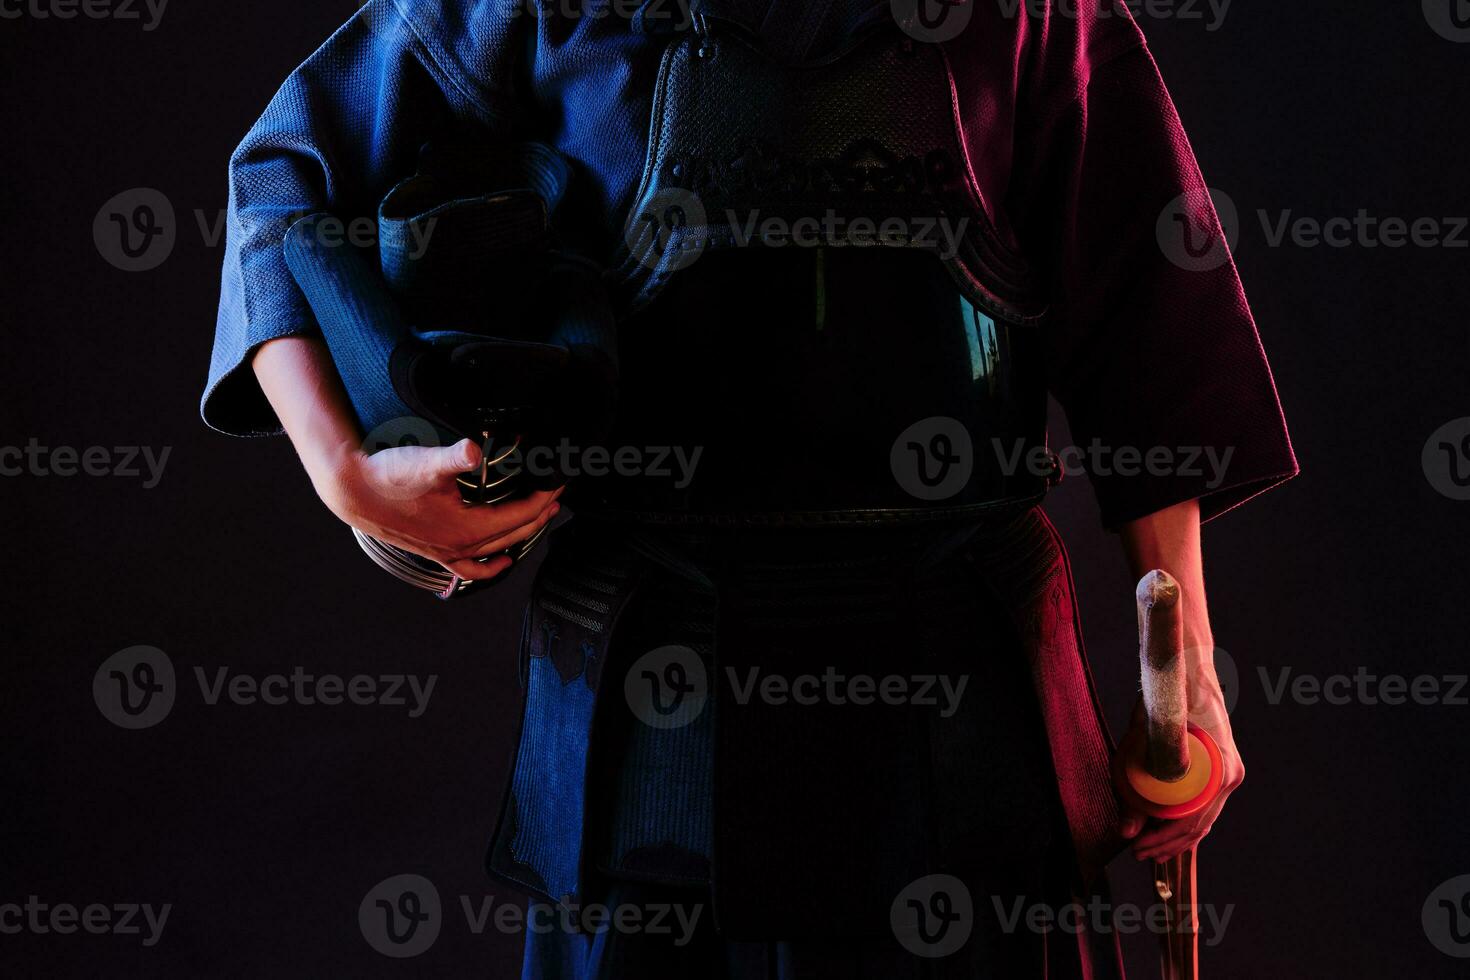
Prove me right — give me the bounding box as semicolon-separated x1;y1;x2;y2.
252;337;563;583
320;437;563;581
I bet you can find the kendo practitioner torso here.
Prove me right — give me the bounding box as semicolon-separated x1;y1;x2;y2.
491;6;1115;974
202;1;1299;975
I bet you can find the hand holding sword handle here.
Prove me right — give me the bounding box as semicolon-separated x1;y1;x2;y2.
1114;569;1224;821
1114;570;1227;980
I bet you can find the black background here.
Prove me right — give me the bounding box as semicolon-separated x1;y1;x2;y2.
2;1;1468;976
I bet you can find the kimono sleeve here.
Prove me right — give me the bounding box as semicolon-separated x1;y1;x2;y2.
1009;5;1298;529
201;0;522;437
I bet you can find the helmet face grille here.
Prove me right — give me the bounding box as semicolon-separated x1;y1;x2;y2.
454;432;526;505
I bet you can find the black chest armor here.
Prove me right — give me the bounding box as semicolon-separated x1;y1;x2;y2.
579;1;1057;525
609;0;1045;326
